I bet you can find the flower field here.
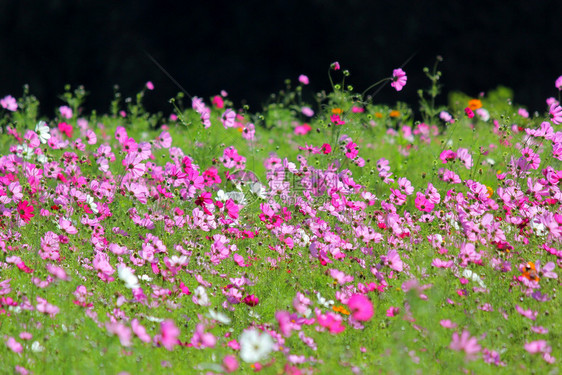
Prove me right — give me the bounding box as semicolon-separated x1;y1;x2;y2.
1;63;561;374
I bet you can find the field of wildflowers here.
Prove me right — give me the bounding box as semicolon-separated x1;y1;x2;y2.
1;61;561;374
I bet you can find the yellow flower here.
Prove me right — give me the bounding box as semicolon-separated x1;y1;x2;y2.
468;99;482;111
486;186;493;198
389;110;400;118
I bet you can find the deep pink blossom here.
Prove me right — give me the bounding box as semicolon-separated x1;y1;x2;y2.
347;294;374;322
390;69;407;91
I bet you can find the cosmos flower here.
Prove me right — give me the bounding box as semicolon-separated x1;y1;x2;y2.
390;68;407;91
239;329;274;363
347;294;374;322
450;330;481;360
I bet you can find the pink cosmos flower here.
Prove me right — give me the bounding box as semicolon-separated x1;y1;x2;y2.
132;319;151;343
294;123;312;135
58;122;73;137
322;143;332;154
46;263;70;281
146;81;154;90
223;355;239;373
302;106;314;117
347;294;374;322
298;75;309;85
243;294;259;307
556;76;562;90
390;68;407;91
59;105;73;119
106;321;133;347
156;320;180;351
190;323;216;348
5;337;23;353
450;330;481;360
17;200;35;223
440;320;457;329
221;109;236;128
465;107;475;118
1;95;17;111
331;61;340;70
212;95;224;108
549;102;562;124
524;340;550;354
386;306;400;317
330;114;345;125
316;309;346;334
515;304;538;320
382;249;404;272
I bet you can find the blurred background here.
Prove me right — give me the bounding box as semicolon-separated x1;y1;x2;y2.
1;0;560;117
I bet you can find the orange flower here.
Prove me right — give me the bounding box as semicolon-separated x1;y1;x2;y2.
486;186;493;198
389;110;400;118
374;112;383;118
332;305;350;315
522;262;540;282
468;99;482;111
332;108;343;115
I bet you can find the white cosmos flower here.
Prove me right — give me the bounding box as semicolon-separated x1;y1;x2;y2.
117;265;140;289
144;315;164;322
250;182;267;199
85;194;99;214
31;341;45;352
35;121;51;144
193;286;210;306
531;221;548;237
207;309;231;325
239;329;274;363
461;269;487;288
316;292;334;308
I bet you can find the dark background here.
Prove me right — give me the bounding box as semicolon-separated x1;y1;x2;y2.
1;0;560;117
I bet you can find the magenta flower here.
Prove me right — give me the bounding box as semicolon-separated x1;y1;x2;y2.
465;107;475;118
222;355;239;373
17;200;35;223
316;309;346;334
556;75;562;90
347;294;374;322
450;330;481;360
390;68;407;91
550;102;562;124
298;74;309;85
243;294;259;307
146;81;154;90
156;320;180;351
331;61;340;71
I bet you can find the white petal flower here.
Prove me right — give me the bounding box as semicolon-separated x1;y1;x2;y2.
35;121;51;144
207;309;231;325
250;182;267;199
31;341;45;352
193;286;210;306
239;329;274;363
461;269;487;288
117;265;140;289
